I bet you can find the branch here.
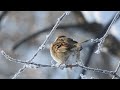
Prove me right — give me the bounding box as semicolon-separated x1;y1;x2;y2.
1;50;120;79
8;11;71;79
12;22;102;51
79;11;120;79
112;61;120;79
95;11;120;54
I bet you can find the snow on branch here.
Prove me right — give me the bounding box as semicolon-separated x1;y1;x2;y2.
112;61;120;79
1;11;120;79
1;11;71;79
95;11;120;54
1;50;120;79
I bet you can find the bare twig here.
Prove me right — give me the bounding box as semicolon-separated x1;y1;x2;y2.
2;11;120;79
13;22;102;51
1;50;120;79
95;11;120;54
112;61;120;79
79;11;120;79
9;11;71;79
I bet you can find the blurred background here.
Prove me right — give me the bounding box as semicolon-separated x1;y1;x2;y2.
0;11;120;79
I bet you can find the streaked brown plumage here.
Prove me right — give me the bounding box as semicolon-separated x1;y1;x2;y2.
50;36;82;65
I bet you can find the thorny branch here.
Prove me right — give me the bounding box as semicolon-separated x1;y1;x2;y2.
9;11;71;79
1;50;120;79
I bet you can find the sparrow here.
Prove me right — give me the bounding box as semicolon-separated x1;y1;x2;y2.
50;35;83;66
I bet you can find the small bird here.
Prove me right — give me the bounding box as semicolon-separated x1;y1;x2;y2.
50;35;83;66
